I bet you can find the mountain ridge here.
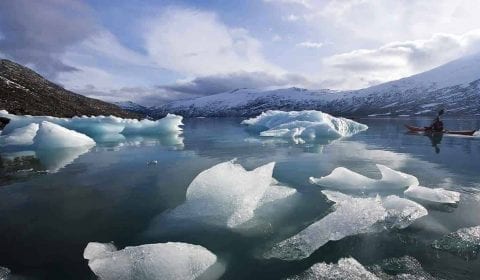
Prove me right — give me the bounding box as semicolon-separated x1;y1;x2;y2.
0;59;139;118
151;53;480;118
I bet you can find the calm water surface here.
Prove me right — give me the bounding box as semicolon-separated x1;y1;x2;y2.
1;117;480;279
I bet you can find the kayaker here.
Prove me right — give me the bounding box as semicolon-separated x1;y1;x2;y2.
426;109;444;132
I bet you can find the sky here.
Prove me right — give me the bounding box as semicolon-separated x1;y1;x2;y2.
1;0;480;105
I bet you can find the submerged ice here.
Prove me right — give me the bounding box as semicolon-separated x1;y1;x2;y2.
242;110;368;141
309;164;419;190
83;242;217;280
265;191;426;260
432;225;480;259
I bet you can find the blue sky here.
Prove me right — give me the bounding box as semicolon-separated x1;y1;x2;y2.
1;0;480;105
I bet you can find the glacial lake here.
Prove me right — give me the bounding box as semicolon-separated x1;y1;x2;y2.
1;117;480;279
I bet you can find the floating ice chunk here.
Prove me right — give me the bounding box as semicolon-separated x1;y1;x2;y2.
0;266;10;280
265;192;386;260
0;123;38;146
242;110;368;140
0;110;183;137
84;242;217;280
148;161;297;235
265;191;426;260
162;161;280;228
33;121;95;149
432;226;480;259
121;114;183;135
382;195;428;229
65;115;126;135
287;257;379;280
309;164;419;190
404;185;460;204
186;160;274;228
83;242;117;260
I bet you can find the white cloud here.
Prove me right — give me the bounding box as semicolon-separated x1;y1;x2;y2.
143;7;281;76
296;41;323;48
272;34;282;42
283;14;300;22
263;0;311;8
302;0;480;44
321;29;480;89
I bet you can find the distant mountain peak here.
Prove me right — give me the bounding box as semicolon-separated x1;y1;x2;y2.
152;53;480;118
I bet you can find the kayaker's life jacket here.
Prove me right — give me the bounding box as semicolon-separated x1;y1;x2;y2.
432;119;444;132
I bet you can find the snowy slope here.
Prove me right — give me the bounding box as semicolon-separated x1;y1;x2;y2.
152;53;480;118
114;101;150;116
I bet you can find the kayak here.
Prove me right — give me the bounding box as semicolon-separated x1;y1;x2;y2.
405;125;476;136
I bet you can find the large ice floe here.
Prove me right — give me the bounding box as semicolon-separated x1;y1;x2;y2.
241;110;368;142
309;164;419;191
146;160;297;234
83;242;218;280
0;110;183;172
264;191;427;260
432;225;480;259
404;185;460;204
0;110;183;137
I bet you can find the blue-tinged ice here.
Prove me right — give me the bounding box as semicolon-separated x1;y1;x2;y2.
242;110;368;141
264;191;426;260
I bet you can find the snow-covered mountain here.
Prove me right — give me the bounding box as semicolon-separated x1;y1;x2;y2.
114;101;150;117
152;53;480;118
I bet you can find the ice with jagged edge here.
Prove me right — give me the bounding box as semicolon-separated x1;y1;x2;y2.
0;121;95;149
432;225;480;259
287;257;379;280
309;164;419;191
241;110;368;142
404;185;460;204
83;242;218;280
264;191;427;260
0;110;183;139
147;160;297;232
0;266;10;280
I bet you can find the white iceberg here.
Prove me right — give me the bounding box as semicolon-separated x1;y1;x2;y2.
83;242;217;280
0;123;38;146
265;191;426;260
432;225;480;258
147;160;297;235
242;110;368;141
309;164;419;190
0;110;183;138
158;161;296;228
404;185;460;204
33;121;95;149
287;257;379;280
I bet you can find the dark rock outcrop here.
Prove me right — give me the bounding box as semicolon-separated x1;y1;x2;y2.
0;59;139;118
